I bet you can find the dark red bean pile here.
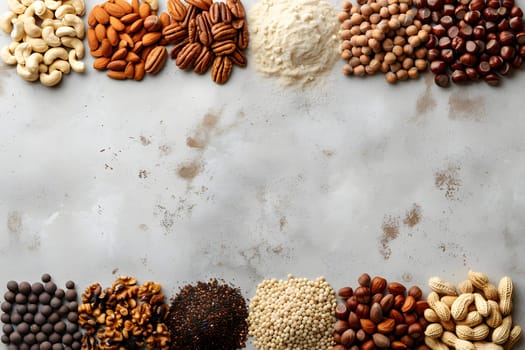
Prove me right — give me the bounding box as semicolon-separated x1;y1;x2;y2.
1;274;80;350
415;0;525;86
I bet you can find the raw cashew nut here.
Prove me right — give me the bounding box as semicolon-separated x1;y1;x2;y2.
39;69;62;86
63;0;85;15
25;52;43;71
32;1;47;16
39;63;47;72
16;63;39;81
22;16;42;37
61;36;83;57
44;0;62;10
43;46;68;64
144;0;158;11
11;19;25;41
0;45;17;65
42;26;61;46
62;13;84;38
68;49;84;72
0;11;16;33
14;42;31;64
55;25;76;37
55;4;75;18
49;58;70;73
7;0;26;14
37;8;54;19
20;0;33;7
24;36;48;52
41;18;62;29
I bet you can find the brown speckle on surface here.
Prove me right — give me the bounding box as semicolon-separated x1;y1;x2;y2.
415;74;437;116
380;215;400;260
279;216;287;232
140;136;151;145
139;224;148;231
138;169;148;178
322;149;335;157
7;211;22;234
403;204;422;227
402;273;413;282
177;161;201;179
112;268;119;275
186;111;221;149
435;163;461;200
448;94;485;121
159;144;172;156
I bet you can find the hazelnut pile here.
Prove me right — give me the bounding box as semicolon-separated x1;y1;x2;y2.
416;0;525;86
77;276;170;350
338;0;432;83
334;273;429;350
423;271;522;350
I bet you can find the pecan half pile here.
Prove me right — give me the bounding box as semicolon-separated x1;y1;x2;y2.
78;276;170;350
163;0;248;83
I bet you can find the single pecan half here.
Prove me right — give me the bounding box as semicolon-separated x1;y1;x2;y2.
176;42;201;69
145;45;167;74
229;48;246;67
211;40;236;55
162;23;187;44
193;45;214;74
226;0;245;18
167;0;186;21
211;55;233;84
211;22;237;41
197;11;212;46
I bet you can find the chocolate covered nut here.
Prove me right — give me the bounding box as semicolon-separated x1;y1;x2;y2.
48;312;60;324
50;297;62;309
1;313;10;323
65;281;75;289
27;294;38;304
30;324;40;334
31;282;44;295
16;304;27;314
34;313;46;325
40;340;52;350
41;274;52;283
62;333;73;345
35;332;47;343
1;335;9;344
41;305;53;317
9;332;22;344
49;332;61;343
54;321;66;334
52;343;64;350
41;323;53;335
58;305;69;317
65;290;77;302
7;281;18;293
15;293;27;304
1;301;12;312
71;341;81;350
44;282;57;295
68;301;78;312
24;333;36;345
67;312;78;323
39;293;51;305
19;282;31;295
4;292;15;302
55;289;65;299
3;324;14;335
10;313;22;325
17;322;30;335
23;313;34;323
27;303;38;314
66;323;77;334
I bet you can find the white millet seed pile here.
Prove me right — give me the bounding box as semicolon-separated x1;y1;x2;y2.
247;275;336;350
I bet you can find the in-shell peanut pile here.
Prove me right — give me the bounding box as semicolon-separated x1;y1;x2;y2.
424;271;522;350
0;0;86;86
247;275;336;350
77;276;170;350
87;0;170;80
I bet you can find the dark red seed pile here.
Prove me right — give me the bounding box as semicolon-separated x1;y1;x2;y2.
416;0;525;86
167;279;248;350
0;274;80;350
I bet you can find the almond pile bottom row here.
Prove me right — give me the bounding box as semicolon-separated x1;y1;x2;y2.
0;270;522;350
1;0;524;86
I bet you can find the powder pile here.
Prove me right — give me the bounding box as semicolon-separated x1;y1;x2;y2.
247;275;336;350
248;0;340;87
167;279;248;350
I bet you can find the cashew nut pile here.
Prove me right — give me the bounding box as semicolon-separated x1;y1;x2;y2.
0;0;86;86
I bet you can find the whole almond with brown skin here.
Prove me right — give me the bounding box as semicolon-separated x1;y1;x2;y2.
356;329;366;342
361;339;376;350
134;60;145;80
142;32;162;46
95;23;106;41
107;59;127;70
380;294;394;312
127;18;144;34
338;287;353;299
391;340;408;349
388;282;407;296
93;57;111;70
370;277;387;294
110;16;125;31
373;333;391;348
358;273;371;287
107;26;119;46
107;70;127;79
348;312;360;329
120;13;140;23
395;323;408;335
389;309;404;324
394;294;405;309
144;15;162;32
87;29;99;50
401;295;416;313
334;303;349;320
415;300;429;316
92;6;110;24
360;319;376;334
105;2;129;18
124;62;134;78
333;332;341;344
145;45;167;74
346;296;358;310
370;303;383;324
377;318;395;334
408;286;423;300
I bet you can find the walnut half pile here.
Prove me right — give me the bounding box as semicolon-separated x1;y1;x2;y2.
78;276;170;350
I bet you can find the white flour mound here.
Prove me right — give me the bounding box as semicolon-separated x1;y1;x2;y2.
248;0;340;87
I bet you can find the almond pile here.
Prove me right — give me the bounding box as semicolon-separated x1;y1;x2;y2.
163;0;248;84
87;0;170;80
334;273;429;350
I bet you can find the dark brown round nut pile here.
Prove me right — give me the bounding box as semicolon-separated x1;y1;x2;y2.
77;276;170;350
416;0;525;86
163;0;248;84
339;0;432;83
87;0;171;80
1;274;80;350
334;273;430;350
